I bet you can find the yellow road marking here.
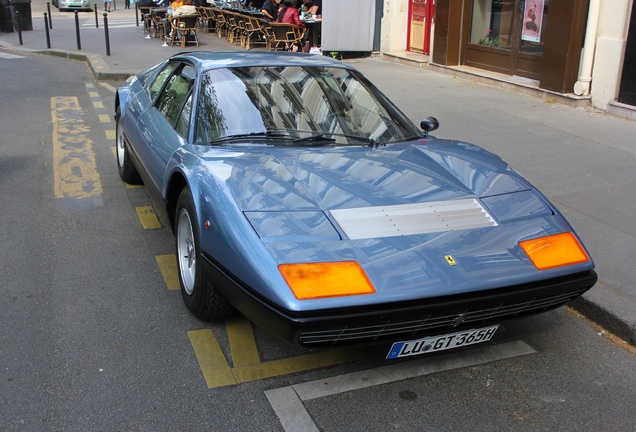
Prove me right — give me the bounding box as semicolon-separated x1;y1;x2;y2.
226;315;260;367
155;254;180;291
189;315;384;389
51;96;103;203
136;205;162;229
99;114;111;123
232;347;375;384
93;101;104;109
98;82;118;93
88;91;99;98
106;130;115;140
188;330;236;388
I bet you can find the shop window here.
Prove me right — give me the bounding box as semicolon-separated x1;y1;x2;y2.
469;0;548;55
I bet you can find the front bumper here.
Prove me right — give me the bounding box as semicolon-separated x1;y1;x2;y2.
202;253;597;348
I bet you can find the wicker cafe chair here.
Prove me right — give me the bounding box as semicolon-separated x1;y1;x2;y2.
268;23;305;52
211;8;228;39
243;16;268;50
225;11;241;44
170;15;200;48
138;6;153;36
151;9;168;39
198;6;215;33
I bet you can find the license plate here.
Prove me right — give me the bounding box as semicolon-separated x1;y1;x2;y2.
386;325;499;359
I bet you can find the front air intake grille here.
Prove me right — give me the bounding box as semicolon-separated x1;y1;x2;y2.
298;287;588;347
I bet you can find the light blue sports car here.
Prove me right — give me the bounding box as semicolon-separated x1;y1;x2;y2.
115;52;596;358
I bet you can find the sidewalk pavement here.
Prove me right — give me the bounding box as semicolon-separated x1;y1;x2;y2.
2;1;636;347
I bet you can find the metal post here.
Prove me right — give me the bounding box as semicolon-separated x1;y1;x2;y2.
47;2;52;29
95;4;99;28
44;13;51;48
103;12;110;56
74;10;81;50
16;11;23;45
135;4;139;27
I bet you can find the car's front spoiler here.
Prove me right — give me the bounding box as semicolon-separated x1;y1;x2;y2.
201;252;597;348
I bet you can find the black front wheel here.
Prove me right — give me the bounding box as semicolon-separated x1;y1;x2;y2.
115;108;142;185
175;188;234;321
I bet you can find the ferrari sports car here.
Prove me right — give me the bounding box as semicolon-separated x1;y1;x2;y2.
115;52;597;358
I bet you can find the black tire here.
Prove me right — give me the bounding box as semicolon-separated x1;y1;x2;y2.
115;108;142;185
175;188;234;321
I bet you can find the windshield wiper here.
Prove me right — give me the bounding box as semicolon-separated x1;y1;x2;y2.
292;134;337;146
209;131;293;145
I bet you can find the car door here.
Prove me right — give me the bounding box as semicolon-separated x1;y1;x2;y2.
134;62;196;196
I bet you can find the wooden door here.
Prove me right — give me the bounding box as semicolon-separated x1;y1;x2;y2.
619;2;636;106
409;0;436;55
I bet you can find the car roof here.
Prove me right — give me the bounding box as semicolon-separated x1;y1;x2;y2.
166;51;355;72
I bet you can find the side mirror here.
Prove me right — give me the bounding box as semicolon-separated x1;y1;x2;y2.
420;117;440;137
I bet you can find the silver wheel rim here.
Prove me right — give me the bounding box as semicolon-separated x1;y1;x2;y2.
177;208;196;295
116;118;125;168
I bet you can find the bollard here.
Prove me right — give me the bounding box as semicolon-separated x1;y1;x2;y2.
47;2;52;30
95;5;99;28
135;4;139;27
44;13;51;48
74;11;82;50
16;11;23;45
103;13;111;56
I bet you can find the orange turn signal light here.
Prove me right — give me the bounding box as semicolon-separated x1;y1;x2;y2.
279;261;376;300
519;232;590;270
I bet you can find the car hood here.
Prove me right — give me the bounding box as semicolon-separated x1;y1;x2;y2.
198;139;529;212
193;139;591;310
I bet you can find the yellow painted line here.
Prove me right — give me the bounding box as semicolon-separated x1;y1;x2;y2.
99;114;111;123
88;91;99;98
155;254;180;291
188;314;386;388
51;96;103;202
106;130;115;140
232;348;377;384
188;330;237;388
93;101;104;109
136;205;162;229
226;315;260;367
98;82;118;93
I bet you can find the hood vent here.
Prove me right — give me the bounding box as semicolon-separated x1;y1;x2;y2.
330;198;497;240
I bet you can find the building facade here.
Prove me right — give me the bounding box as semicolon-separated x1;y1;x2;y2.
380;0;636;117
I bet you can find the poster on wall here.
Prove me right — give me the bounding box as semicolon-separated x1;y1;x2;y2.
522;0;545;42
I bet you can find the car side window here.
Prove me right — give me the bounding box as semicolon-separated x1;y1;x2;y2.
149;62;179;101
156;65;195;128
175;94;192;138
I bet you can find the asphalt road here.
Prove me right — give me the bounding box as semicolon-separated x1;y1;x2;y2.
1;49;635;432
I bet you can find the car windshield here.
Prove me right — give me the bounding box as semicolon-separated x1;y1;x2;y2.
194;66;422;146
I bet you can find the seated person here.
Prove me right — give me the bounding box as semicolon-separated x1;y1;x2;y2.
277;0;308;52
172;0;197;16
261;0;280;21
276;0;304;27
302;0;321;16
